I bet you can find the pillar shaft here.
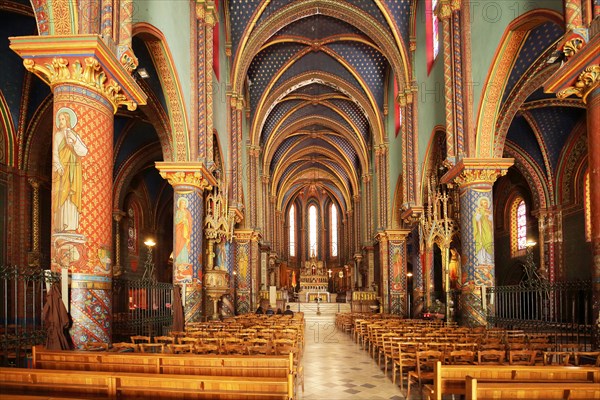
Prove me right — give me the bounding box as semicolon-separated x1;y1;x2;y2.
51;83;114;347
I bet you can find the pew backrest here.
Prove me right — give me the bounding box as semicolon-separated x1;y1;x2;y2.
465;375;600;399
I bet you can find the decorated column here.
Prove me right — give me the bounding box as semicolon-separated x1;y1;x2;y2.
28;178;41;267
234;230;253;314
386;230;410;316
444;158;512;326
545;25;600;347
10;36;146;347
157;163;215;323
376;232;390;313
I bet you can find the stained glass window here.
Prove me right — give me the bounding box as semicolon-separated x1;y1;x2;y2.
511;197;527;256
331;204;338;257
289;204;295;257
426;0;440;73
517;200;527;250
309;204;317;257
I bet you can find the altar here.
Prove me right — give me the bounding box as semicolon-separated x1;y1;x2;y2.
297;256;330;302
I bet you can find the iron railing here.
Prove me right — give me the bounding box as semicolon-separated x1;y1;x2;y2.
486;280;593;347
0;265;59;367
112;277;174;340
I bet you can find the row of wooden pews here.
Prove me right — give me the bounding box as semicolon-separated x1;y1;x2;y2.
0;313;306;399
425;360;600;400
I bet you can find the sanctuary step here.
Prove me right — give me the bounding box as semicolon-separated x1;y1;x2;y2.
290;302;350;316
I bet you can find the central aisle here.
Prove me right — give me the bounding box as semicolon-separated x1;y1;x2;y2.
297;314;408;400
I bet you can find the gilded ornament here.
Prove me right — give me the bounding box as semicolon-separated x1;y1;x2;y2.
563;37;583;59
557;65;600;103
160;170;213;190
23;57;137;112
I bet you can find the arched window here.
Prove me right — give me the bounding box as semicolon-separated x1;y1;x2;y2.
426;0;440;73
308;204;318;257
510;197;527;256
331;204;338;257
585;171;591;242
289;204;295;257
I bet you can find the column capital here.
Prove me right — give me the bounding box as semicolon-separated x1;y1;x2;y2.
437;0;452;20
10;35;147;113
557;64;600;104
234;229;261;243
385;229;411;242
156;162;217;191
441;157;514;187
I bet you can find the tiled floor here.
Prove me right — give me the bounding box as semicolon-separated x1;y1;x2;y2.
298;316;414;400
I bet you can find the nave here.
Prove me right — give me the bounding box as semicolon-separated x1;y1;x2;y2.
300;315;410;400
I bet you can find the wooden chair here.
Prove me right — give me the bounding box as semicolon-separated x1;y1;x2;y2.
573;351;600;366
83;341;109;351
477;349;506;365
406;350;443;399
138;343;164;353
543;351;572;366
448;350;476;365
221;337;247;355
508;349;537;365
168;344;194;354
130;335;151;344
178;337;199;345
247;338;271;355
392;341;419;388
193;342;219;355
111;342;138;352
154;336;175;345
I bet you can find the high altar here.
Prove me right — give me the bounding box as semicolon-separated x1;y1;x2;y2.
298;256;330;302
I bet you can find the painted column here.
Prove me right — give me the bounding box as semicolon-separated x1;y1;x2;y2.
564;0;583;31
375;145;389;229
28;178;41;267
157;164;215;323
10;36;146;347
438;0;456;164
363;174;373;240
412;227;425;317
446;159;512;326
250;231;261;309
376;232;390;313
354;194;361;252
204;4;216;169
234;230;253;314
112;210;125;277
248;146;260;228
423;244;434;310
587;85;600;349
387;230;410;316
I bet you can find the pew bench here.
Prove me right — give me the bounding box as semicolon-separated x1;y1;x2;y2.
465;375;600;399
0;367;292;399
33;345;293;378
424;361;600;400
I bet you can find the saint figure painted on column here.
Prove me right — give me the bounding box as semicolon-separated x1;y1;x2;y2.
473;196;493;265
52;108;88;232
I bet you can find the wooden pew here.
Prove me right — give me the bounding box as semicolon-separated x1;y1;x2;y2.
465;375;600;399
0;367;292;399
33;345;292;378
425;361;600;400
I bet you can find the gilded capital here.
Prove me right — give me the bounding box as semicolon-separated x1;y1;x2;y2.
557;65;600;104
23;57;136;112
442;158;514;187
437;0;452;20
10;35;146;113
156;161;217;191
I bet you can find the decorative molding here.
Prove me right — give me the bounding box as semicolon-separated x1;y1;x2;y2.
156;162;217;191
557;64;600;104
9;35;146;112
442;158;514;187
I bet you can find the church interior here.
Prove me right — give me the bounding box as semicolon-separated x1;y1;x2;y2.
0;0;599;397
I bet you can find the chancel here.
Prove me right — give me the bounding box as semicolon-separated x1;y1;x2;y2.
1;0;599;399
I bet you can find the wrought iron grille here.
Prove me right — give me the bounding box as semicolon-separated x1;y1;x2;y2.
0;265;59;367
486;280;593;347
112;277;174;340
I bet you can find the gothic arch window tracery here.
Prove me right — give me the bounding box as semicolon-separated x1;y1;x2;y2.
330;203;338;257
289;203;296;257
510;196;527;257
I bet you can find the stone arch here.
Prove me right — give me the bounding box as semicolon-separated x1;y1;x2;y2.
475;9;563;158
133;23;190;162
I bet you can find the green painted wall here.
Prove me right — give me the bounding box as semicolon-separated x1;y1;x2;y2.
134;0;192;128
414;0;445;178
470;1;562;123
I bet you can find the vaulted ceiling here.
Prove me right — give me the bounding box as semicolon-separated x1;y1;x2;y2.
228;0;412;213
